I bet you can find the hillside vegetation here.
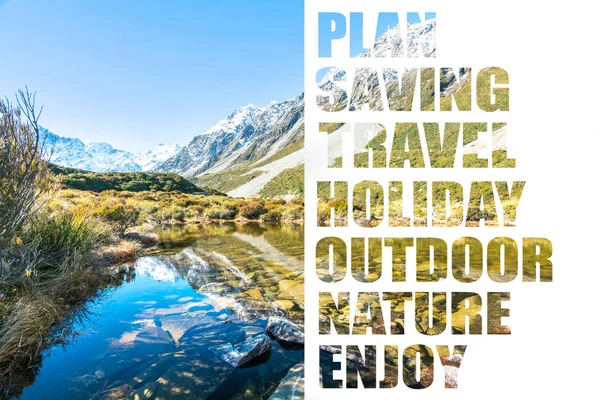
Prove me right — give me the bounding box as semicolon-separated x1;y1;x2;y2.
50;164;224;195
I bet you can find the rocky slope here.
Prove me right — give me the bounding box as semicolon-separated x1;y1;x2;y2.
155;96;305;199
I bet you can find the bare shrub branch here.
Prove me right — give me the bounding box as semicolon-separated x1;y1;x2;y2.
0;88;55;242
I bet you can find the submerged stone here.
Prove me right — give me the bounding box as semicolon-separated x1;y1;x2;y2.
277;280;304;301
269;363;304;400
158;312;207;345
132;381;158;400
133;325;176;354
266;316;305;345
244;288;263;300
210;334;272;368
178;320;246;353
274;299;295;311
151;351;236;399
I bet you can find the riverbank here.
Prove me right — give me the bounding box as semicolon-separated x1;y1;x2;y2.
0;223;154;398
0;189;304;398
4;222;305;399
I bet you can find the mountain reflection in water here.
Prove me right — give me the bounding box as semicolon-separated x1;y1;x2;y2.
20;223;304;399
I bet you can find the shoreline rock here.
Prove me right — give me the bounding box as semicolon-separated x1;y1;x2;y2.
210;334;272;368
266;316;305;344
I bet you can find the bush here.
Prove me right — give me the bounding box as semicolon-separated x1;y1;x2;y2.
49;164;225;195
188;205;206;217
285;205;304;220
94;200;140;234
156;205;188;222
0;241;40;288
317;204;331;226
263;206;283;222
205;207;237;220
240;202;267;219
0;89;54;242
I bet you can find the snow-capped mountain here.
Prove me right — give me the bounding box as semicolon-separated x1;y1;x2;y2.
367;17;436;59
41;128;181;173
154;19;438;198
155;104;262;176
135;143;182;171
154;94;304;197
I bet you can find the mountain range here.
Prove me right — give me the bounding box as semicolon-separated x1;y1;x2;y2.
43;18;500;200
41;127;181;173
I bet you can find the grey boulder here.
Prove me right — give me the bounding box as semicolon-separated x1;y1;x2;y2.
210;334;272;367
266;316;304;344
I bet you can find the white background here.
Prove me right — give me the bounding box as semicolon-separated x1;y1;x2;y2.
304;0;600;398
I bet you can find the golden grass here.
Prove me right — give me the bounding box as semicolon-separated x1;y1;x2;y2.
99;240;143;264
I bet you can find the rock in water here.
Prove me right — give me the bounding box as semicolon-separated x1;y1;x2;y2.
132;381;158;399
150;350;235;399
266;316;305;344
269;363;304;400
210;334;272;367
133;325;176;355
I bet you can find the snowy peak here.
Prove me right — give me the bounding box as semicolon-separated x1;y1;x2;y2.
156;95;304;176
155;100;293;176
40;127;181;173
201;103;262;137
136;143;182;171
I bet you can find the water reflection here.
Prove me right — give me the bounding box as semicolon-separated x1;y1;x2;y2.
20;223;304;399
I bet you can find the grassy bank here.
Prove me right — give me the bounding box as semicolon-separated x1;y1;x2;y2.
0;188;305;397
0;207;143;398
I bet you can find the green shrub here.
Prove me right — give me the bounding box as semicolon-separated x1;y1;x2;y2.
317;204;331;226
1;90;54;242
94;200;140;234
240;202;267;219
221;201;239;216
156;205;189;222
188;205;206;217
263;206;283;222
285;205;304;220
205;207;237;220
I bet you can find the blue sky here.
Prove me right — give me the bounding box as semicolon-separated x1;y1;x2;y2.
0;0;304;152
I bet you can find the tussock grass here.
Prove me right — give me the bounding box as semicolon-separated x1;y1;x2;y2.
19;211;98;270
0;205;146;396
99;240;143;264
0;265;117;398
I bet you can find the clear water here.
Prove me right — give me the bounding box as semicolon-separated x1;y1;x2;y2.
20;223;304;399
